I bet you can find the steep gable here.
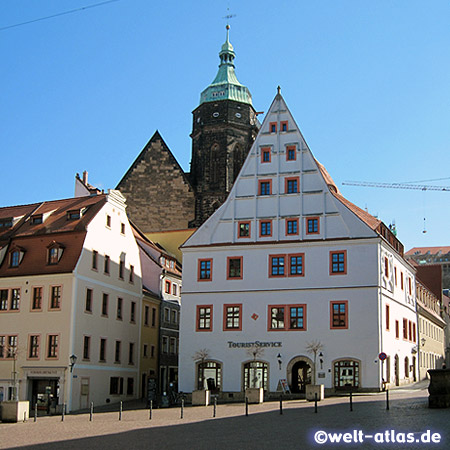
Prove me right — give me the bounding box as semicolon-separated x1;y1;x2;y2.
184;90;379;247
117;131;195;232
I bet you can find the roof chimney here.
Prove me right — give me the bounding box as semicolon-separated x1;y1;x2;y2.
83;171;88;185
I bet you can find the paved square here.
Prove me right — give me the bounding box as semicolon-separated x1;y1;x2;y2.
1;384;449;449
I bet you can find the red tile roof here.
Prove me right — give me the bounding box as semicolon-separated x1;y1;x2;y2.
406;246;450;256
315;159;381;231
0;195;107;277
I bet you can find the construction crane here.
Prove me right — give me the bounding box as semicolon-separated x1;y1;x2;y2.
342;181;450;191
342;178;450;234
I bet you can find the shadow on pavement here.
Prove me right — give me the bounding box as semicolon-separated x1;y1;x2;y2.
12;396;450;450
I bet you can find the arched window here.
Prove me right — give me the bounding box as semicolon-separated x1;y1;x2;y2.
10;250;20;267
334;359;360;389
197;360;222;392
9;247;25;268
243;361;268;390
47;242;64;265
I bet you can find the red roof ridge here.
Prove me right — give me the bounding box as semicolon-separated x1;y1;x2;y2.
315;158;381;231
406;246;450;255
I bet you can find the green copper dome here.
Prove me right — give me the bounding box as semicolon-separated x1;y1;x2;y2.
199;26;253;106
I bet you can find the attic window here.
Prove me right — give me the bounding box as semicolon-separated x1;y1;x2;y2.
67;210;81;220
47;242;64;265
10;249;24;268
31;214;43;225
0;218;13;228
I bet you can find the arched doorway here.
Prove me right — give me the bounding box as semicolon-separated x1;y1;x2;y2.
404;357;409;380
197;360;222;393
394;354;399;386
333;359;360;390
287;356;313;393
243;361;268;390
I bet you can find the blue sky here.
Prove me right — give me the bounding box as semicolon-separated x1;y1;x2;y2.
2;0;449;251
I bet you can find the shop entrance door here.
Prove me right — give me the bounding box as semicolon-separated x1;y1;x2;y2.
394;355;400;386
291;361;312;393
30;378;58;414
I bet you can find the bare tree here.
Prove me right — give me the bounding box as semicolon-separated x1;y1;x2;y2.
192;349;210;390
306;340;324;385
246;345;265;388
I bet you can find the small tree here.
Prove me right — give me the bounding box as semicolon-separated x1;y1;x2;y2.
246;345;265;388
192;349;210;390
306;340;324;385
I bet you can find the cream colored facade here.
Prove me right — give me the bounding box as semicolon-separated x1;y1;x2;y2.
0;191;143;412
416;281;446;379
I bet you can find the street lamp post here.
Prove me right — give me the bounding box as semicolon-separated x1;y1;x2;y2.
67;354;77;413
69;354;77;373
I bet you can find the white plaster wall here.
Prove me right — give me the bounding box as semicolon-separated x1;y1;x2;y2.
180;240;384;392
70;199;142;410
379;244;417;386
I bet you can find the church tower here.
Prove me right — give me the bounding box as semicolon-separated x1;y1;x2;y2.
189;26;259;227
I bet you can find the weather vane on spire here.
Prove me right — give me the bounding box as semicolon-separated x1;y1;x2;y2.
223;7;236;29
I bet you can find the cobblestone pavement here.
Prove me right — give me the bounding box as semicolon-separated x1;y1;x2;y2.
1;384;449;449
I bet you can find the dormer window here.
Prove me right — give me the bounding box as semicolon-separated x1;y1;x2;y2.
10;250;22;268
0;217;13;228
67;210;81;220
30;214;43;225
47;242;64;265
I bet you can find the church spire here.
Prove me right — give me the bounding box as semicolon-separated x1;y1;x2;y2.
199;25;253;106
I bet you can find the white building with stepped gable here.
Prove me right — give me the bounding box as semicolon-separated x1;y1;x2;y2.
179;89;417;398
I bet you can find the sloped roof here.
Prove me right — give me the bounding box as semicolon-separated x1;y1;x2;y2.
0;195;107;277
183;90;396;250
116;130;193;192
315;159;381;231
406;246;450;256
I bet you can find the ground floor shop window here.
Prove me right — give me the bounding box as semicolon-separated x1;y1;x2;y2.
243;361;268;390
197;361;221;392
334;360;359;388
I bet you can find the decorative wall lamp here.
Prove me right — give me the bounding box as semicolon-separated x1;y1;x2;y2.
277;353;282;370
319;352;324;370
69;354;77;373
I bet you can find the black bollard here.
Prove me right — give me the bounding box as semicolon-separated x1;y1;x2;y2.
280;395;283;415
90;402;93;421
180;398;184;419
213;397;217;418
119;401;122;421
34;404;37;422
314;393;318;413
61;403;65;422
386;389;389;410
349;392;353;412
149;400;152;420
245;397;249;416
